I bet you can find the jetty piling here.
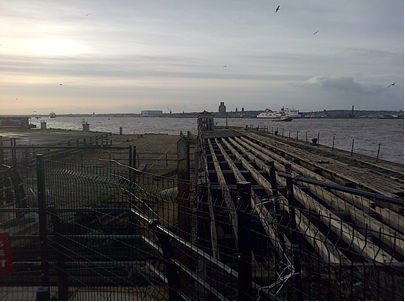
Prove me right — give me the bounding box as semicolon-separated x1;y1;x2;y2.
351;139;355;156
376;143;381;162
82;122;90;132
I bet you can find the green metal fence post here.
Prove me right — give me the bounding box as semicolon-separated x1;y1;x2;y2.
149;219;182;301
36;154;50;300
11;138;17;167
0;136;3;164
177;135;190;240
177;134;191;296
48;205;69;301
132;146;137;171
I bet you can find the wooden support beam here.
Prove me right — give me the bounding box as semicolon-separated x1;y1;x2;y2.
214;138;290;249
222;138;273;197
329;190;403;234
243;132;403;201
373;206;404;234
214;138;245;183
294;187;397;264
306;183;404;256
208;139;238;242
229;136;397;264
236;136;404;256
228;137;349;264
295;210;351;265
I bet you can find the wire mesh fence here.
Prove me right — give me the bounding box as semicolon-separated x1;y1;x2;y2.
0;144;403;300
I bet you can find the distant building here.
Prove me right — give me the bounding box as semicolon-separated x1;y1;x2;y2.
218;102;226;117
141;110;163;117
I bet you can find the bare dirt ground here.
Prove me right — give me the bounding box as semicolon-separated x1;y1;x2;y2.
111;133;181;175
112;133;180;154
1;127;185;175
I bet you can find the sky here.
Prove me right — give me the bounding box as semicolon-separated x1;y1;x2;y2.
0;0;403;115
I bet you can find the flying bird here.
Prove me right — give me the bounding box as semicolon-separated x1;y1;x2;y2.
387;82;396;88
275;5;280;12
60;84;62;85
223;65;227;68
85;14;90;16
313;30;319;35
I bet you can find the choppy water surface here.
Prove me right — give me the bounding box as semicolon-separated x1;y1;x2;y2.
30;116;403;164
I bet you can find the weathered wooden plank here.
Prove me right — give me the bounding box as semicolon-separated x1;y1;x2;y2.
241;166;346;264
374;206;404;234
330;189;403;233
238;136;402;228
224;137;350;263
214;138;245;182
207;139;238;241
214;138;291;250
243;132;403;200
236;136;404;256
303;184;404;256
294;187;397;264
245;129;404;177
221;138;273;196
251;195;293;250
295;209;351;265
229;136;398;264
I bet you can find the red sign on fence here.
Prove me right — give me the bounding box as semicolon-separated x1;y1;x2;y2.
0;233;14;274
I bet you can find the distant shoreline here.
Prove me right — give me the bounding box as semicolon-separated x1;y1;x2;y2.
1;109;403;119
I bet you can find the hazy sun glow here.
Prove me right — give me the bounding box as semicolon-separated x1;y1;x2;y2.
33;40;76;56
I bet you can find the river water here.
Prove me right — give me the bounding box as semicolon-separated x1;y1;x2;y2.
30;116;404;164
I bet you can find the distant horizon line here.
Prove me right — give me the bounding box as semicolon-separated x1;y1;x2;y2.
1;108;404;117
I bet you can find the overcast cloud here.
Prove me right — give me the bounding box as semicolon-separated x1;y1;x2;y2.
0;0;403;115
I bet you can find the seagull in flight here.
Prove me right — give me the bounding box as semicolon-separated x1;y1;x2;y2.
223;65;227;68
313;30;319;35
387;82;396;88
275;5;280;12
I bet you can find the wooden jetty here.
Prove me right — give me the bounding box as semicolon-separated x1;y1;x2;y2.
198;123;404;266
